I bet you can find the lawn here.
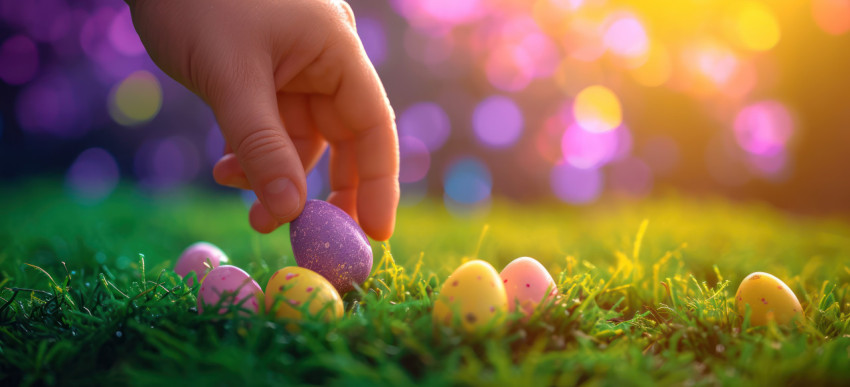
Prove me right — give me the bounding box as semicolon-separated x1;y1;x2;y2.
1;180;849;386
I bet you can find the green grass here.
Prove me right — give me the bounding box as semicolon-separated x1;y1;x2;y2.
2;180;850;386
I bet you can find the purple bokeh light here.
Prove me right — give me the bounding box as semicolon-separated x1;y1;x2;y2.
473;95;524;148
65;147;119;203
16;72;88;137
356;16;388;67
81;6;154;82
397;102;451;151
108;7;145;56
0;35;39;85
733;100;793;156
134;136;200;191
561;124;619;169
550;163;603;204
399;135;431;183
443;157;492;204
0;0;73;43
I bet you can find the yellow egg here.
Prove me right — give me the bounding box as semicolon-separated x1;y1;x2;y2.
265;267;344;324
735;272;803;326
433;260;508;332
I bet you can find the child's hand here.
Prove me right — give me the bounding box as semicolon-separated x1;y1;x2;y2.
129;0;399;240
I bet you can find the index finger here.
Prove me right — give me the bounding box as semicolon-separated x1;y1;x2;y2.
331;30;399;241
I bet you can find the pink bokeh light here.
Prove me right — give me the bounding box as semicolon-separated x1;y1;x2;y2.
561;124;619;169
108;7;145;57
604;15;649;59
733;100;793;156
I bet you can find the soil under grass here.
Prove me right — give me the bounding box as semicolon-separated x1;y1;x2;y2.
1;181;849;386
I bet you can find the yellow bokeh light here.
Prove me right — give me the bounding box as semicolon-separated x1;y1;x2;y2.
109;70;162;126
573;85;622;133
629;42;671;87
735;2;781;51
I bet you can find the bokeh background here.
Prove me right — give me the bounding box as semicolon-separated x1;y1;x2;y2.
1;0;849;217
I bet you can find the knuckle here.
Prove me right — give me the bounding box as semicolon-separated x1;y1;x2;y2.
235;128;290;164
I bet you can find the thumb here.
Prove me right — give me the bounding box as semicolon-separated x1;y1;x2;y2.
209;65;306;223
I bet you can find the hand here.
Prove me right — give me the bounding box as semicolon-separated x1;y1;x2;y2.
129;0;399;240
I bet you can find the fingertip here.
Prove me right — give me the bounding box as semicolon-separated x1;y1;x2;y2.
249;199;280;234
259;177;306;223
357;176;399;242
213;154;250;189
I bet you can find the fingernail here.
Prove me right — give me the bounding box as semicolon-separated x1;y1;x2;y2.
262;178;300;219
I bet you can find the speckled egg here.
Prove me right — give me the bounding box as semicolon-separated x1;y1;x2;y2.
433;260;508;332
735;272;803;326
290;200;372;295
175;242;228;286
500;257;558;316
265;266;344;324
197;265;263;315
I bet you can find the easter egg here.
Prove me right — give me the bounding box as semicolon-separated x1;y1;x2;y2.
290;200;373;294
735;272;803;326
197;265;263;315
500;257;558;316
265;266;344;324
433;260;508;332
175;242;228;286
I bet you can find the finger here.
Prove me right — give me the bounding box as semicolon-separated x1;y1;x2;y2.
209;60;306;223
278;93;328;171
214;94;326;191
332;33;400;241
249;199;280;234
326;141;359;224
309;95;359;222
213;153;250;189
334;0;356;30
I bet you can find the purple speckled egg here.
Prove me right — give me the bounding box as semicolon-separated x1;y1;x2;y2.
290;200;373;294
175;242;228;286
197;265;263;315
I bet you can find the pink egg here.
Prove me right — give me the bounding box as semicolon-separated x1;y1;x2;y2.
197;265;263;315
500;257;558;316
175;242;228;286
